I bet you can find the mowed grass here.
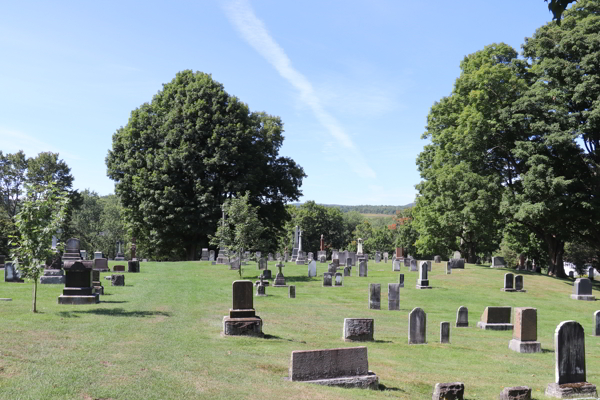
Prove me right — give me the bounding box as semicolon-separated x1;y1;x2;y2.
2;261;600;400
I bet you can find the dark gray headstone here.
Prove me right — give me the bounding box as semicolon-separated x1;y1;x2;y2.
399;273;404;287
322;272;332;287
554;320;586;384
388;283;400;310
111;274;125;286
575;278;592;296
432;382;464;400
409;307;426;344
369;283;380;310
359;260;367;277
456;306;468;327
448;259;464;269
504;273;514;290
595;311;600;337
515;275;524;291
343;266;351;276
440;321;450;343
232;280;253;310
289;285;295;298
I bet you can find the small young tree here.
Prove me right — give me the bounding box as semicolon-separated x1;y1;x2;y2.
10;182;69;312
210;192;265;278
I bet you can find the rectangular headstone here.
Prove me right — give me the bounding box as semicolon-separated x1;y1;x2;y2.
440;322;450;344
232;280;253;310
322;272;332;287
456;306;468;327
343;319;374;342
289;347;369;381
359;260;367;277
369;284;380;310
308;260;317;277
554;321;586;384
408;307;426;344
399;274;404;287
388;283;400;310
513;307;537;342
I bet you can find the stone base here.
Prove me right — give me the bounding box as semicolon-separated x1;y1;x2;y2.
501;288;516;292
295;260;306;265
290;372;379;390
58;294;100;305
272;284;289;288
570;294;596;301
416;284;432;289
545;382;597;399
477;322;513;331
254;281;270;286
40;275;65;284
509;339;541;353
222;316;263;337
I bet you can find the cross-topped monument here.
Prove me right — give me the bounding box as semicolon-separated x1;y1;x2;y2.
273;261;287;287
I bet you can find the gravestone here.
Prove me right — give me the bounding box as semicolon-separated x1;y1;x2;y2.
392;259;401;272
334;272;343;287
346;257;352;269
434;255;441;263
128;260;140;273
403;258;410;267
113;265;125;272
222;280;263;337
268;253;273;262
408;307;426;344
509;307;541;353
409;259;417;272
262;268;272;280
388;283;400;310
448;259;464;269
115;240;125;261
94;258;109;272
440;322;450;344
491;256;506;268
515;275;526;292
255;251;262;260
571;278;595;301
343;319;374;341
383;252;388;263
216;247;229;265
477;306;513;330
595;311;600;336
369;284;380;310
589;267;595;280
545;321;597;398
92;269;103;295
4;262;24;283
289;285;295;298
433;383;465;400
209;250;215;262
40;268;65;284
343;266;351;276
359;260;367;277
375;252;381;263
80;250;87;260
94;251;102;259
318;251;326;263
255;283;266;297
328;263;337;274
416;261;431;289
456;306;468;327
322;272;332;287
446;262;452;274
62;238;82;263
254;273;269;287
307;252;313;261
111;274;125;286
288;346;379;389
307;260;317;277
502;273;515;292
399;273;404;288
422;260;432;271
453;251;461;259
58;260;99;304
499;386;531;400
273;262;287;287
200;248;209;261
258;258;267;270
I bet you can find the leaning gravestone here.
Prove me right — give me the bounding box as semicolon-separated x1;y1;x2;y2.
359;260;367;277
477;307;513;330
502;273;515;292
456;306;468;327
416;261;431;289
287;346;379;389
440;322;450;344
509;307;541;353
222;280;263;337
571;278;595;301
343;319;374;341
448;258;464;269
388;283;400;310
545;321;597;398
491;256;506;268
59;260;99;304
369;284;380;310
408;307;427;344
308;260;317;277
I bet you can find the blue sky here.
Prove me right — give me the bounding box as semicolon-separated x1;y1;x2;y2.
0;1;554;205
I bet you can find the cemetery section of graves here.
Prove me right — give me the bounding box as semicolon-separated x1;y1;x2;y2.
2;260;600;399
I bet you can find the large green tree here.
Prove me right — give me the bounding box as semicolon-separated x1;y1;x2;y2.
106;70;305;260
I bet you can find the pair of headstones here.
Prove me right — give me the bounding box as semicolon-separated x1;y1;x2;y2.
323;272;342;287
502;273;525;292
368;283;400;310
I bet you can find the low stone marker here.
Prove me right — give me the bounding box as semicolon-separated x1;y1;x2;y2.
287;346;378;389
499;386;531;400
289;285;295;298
456;306;468;327
416;261;432;289
40;268;65;284
440;322;450;343
94;258;109;272
334;272;343;286
262;269;272;280
255;283;266;297
408;307;426;344
388;283;400;310
323;272;332;287
369;284;380;310
399;273;404;288
502;273;515;292
359;260;367;277
111;274;125;286
343;318;374;341
571;278;595;301
509;307;541;353
594;311;600;336
491;256;506;268
222;280;263;337
515;275;526;292
477;306;513;330
545;320;597;398
128;260;140;273
307;260;316;277
113;265;125;272
432;382;464;400
434;255;441;263
448;259;464;269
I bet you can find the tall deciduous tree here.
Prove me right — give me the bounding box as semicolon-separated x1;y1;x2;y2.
106;70;305;260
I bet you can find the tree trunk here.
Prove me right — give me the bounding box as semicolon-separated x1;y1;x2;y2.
32;279;38;313
186;244;197;261
466;243;477;264
545;234;566;278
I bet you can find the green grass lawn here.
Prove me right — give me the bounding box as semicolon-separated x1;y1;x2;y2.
1;260;600;399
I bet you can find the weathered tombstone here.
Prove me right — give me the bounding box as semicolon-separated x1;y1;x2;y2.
255;283;266;297
456;306;468;327
416;261;431;289
128;260;140;273
408;307;426;344
334;272;343;286
346;257;352;269
502;273;515;292
92;269;103;295
383;252;388;263
111;274;125;286
403;258;410;267
273;262;287;287
289;285;295;298
254;273;269;287
288;346;379;389
509;307;541;353
448;258;464;269
515;275;526;292
440;322;450;344
392;259;401;272
307;260;317;277
258;258;267;270
410;259;417;272
499;386;531;400
477;306;513;330
434;255;441;263
491;256;506;268
341;265;349;276
94;258;109;272
322;272;332;287
209;250;215;262
40;268;65;284
545;321;597;398
453;251;461;259
388;283;400;310
318;252;326;263
62;238;82;263
80;250;87;260
595;311;600;336
262;268;272;280
433;383;465;400
113;265;125;272
4;262;24;283
328;263;337;274
589;267;595;280
200;248;209;261
446;262;452;274
59;260;99;304
375;251;381;263
571;278;595;301
94;251;102;259
369;284;380;310
222;280;263;337
343;319;374;341
359;260;367;277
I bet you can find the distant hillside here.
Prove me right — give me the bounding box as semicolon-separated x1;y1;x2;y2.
289;203;414;215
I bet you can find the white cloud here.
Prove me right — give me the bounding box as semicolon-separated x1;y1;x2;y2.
223;0;376;179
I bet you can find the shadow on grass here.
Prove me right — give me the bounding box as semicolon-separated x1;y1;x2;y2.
541;348;554;354
374;340;393;344
57;308;172;318
263;334;306;343
378;384;404;392
101;300;128;303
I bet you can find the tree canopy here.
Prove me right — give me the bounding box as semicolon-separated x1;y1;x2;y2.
106;70;305;260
